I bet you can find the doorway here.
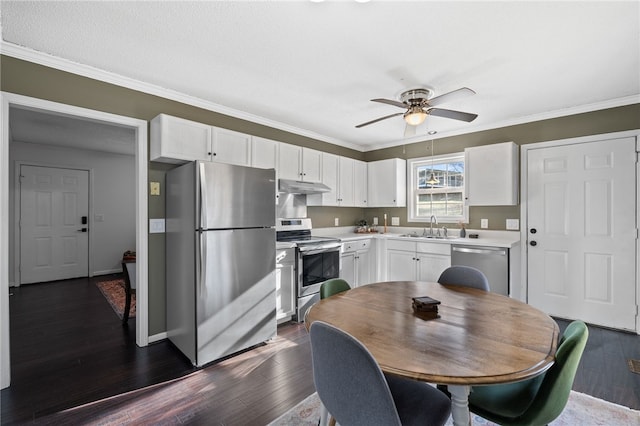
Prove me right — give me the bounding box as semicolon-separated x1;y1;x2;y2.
1;92;149;389
521;131;639;332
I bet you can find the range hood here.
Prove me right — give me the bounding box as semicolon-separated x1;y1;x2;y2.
278;179;331;194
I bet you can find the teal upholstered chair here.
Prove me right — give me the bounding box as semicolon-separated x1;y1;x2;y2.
468;320;588;426
320;278;351;299
310;321;451;426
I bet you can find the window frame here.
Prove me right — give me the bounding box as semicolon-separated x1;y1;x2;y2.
407;152;469;224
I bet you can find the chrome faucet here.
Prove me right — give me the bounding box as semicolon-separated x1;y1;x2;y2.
429;215;438;236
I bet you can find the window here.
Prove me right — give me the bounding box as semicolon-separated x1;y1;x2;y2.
407;153;468;223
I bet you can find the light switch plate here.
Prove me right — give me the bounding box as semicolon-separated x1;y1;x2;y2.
480;218;489;229
391;217;400;226
506;219;520;230
373;217;378;225
149;218;165;233
334;217;339;226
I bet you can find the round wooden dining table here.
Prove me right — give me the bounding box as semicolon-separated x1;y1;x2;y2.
305;281;559;426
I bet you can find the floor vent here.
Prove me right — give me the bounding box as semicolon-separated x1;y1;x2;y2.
628;359;640;374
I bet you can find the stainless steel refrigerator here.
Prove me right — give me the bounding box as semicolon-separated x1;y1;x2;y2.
166;161;277;367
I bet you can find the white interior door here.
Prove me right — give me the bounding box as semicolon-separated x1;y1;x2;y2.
527;137;637;330
19;165;89;284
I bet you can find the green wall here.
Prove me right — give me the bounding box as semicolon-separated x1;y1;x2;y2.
2;55;638;334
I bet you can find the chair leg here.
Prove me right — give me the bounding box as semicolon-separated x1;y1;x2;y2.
122;286;131;325
319;402;329;426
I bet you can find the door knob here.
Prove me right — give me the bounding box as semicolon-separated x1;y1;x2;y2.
530;240;537;246
530;228;537;234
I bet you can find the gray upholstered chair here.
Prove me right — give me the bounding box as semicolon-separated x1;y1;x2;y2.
317;278;352;425
310;321;451;426
468;320;588;426
437;265;490;291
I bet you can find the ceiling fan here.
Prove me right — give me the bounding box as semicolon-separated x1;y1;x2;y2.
355;87;478;137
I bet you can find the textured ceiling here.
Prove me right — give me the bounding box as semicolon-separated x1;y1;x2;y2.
1;1;639;151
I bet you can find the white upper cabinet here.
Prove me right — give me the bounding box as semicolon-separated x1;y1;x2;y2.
465;141;519;206
367;158;406;207
150;114;212;163
353;159;368;207
308;153;339;206
251;136;279;171
277;143;302;180
251;136;279;205
308;154;357;206
338;156;355;206
302;147;322;182
278;143;322;182
211;127;252;166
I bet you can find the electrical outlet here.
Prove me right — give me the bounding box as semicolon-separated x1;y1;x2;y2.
334;217;339;226
391;217;400;226
506;219;519;230
481;218;489;229
373;217;378;225
150;181;160;196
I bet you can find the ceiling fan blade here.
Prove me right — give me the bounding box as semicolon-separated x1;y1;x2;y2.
403;124;416;138
427;87;476;107
371;98;408;109
355;112;404;128
428;108;478;122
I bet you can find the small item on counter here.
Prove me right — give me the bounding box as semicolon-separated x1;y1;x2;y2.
458;220;466;238
354;220;380;233
355;219;368;233
469;233;479;239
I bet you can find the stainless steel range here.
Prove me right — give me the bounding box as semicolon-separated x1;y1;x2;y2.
276;218;341;321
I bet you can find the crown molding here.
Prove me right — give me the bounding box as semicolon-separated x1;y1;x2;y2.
0;42;365;152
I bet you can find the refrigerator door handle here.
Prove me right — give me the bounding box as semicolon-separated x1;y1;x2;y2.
199;231;208;299
198;163;208;230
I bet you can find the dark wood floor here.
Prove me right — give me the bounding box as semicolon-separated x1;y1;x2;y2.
1;277;638;425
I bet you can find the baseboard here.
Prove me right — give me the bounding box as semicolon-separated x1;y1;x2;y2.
93;269;122;276
148;331;168;344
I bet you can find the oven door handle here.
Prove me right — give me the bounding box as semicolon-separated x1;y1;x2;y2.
299;246;341;256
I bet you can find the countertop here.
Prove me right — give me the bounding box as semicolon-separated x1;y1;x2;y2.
312;226;520;248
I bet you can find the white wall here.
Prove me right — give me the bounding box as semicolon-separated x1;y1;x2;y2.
9;141;136;284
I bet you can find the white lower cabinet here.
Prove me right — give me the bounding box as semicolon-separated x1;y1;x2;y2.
340;239;373;287
276;248;296;322
386;239;450;282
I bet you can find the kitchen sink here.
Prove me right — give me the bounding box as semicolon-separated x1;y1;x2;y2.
399;233;457;240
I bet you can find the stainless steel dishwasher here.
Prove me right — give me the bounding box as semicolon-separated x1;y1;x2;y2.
451;245;509;296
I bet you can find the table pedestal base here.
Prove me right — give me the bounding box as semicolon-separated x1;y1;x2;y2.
448;385;471;426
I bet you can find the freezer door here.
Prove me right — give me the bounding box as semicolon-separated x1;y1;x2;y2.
198;162;276;230
196;227;276;366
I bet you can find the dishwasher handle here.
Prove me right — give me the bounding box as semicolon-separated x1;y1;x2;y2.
452;246;507;256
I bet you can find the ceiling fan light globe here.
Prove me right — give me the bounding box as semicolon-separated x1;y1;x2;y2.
404;110;427;126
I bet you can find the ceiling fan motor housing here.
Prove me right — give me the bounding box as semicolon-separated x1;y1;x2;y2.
400;88;433;105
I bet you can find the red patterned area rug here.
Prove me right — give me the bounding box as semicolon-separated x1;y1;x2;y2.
96;279;136;320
